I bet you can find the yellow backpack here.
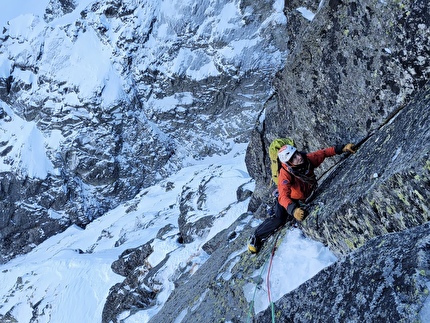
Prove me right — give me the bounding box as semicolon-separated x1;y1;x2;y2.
269;138;295;185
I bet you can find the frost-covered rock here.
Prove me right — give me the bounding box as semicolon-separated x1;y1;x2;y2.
140;0;430;320
0;0;289;262
1;0;430;322
103;242;156;322
257;222;430;322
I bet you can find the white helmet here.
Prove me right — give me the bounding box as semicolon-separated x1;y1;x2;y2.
278;145;296;163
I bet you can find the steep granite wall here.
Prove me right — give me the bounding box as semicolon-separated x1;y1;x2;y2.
246;0;430;213
302;81;430;256
120;78;430;323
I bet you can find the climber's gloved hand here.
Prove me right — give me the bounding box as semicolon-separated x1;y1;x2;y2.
293;207;306;221
342;143;357;154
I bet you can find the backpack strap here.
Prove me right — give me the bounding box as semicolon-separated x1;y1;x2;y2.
279;163;295;185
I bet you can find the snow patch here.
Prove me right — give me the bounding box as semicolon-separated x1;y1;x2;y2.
420;282;430;321
296;7;316;21
0;103;56;179
244;228;337;314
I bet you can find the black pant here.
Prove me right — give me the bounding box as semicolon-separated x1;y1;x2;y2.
254;200;294;242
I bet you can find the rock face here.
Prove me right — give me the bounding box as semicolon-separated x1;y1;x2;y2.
110;83;430;323
244;0;430;254
145;212;259;323
103;242;156;322
1;0;430;321
302;82;430;256
126;211;430;323
0;174;71;256
256;222;430;322
245;0;430;213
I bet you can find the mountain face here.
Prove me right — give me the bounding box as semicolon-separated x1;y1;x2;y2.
0;0;288;263
245;0;430;252
1;0;430;322
141;76;430;323
149;0;430;321
246;0;430;208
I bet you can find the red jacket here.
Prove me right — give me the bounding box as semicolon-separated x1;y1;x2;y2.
277;147;337;214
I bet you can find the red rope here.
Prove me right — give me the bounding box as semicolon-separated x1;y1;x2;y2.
267;250;275;303
266;232;280;305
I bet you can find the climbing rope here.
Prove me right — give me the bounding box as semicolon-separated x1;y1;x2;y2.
247;253;269;322
247;231;282;323
267;231;281;323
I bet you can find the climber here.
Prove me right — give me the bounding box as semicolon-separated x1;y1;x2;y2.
248;143;357;253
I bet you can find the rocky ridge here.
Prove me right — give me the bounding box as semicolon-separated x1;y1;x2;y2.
257;222;430;322
246;0;430;203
